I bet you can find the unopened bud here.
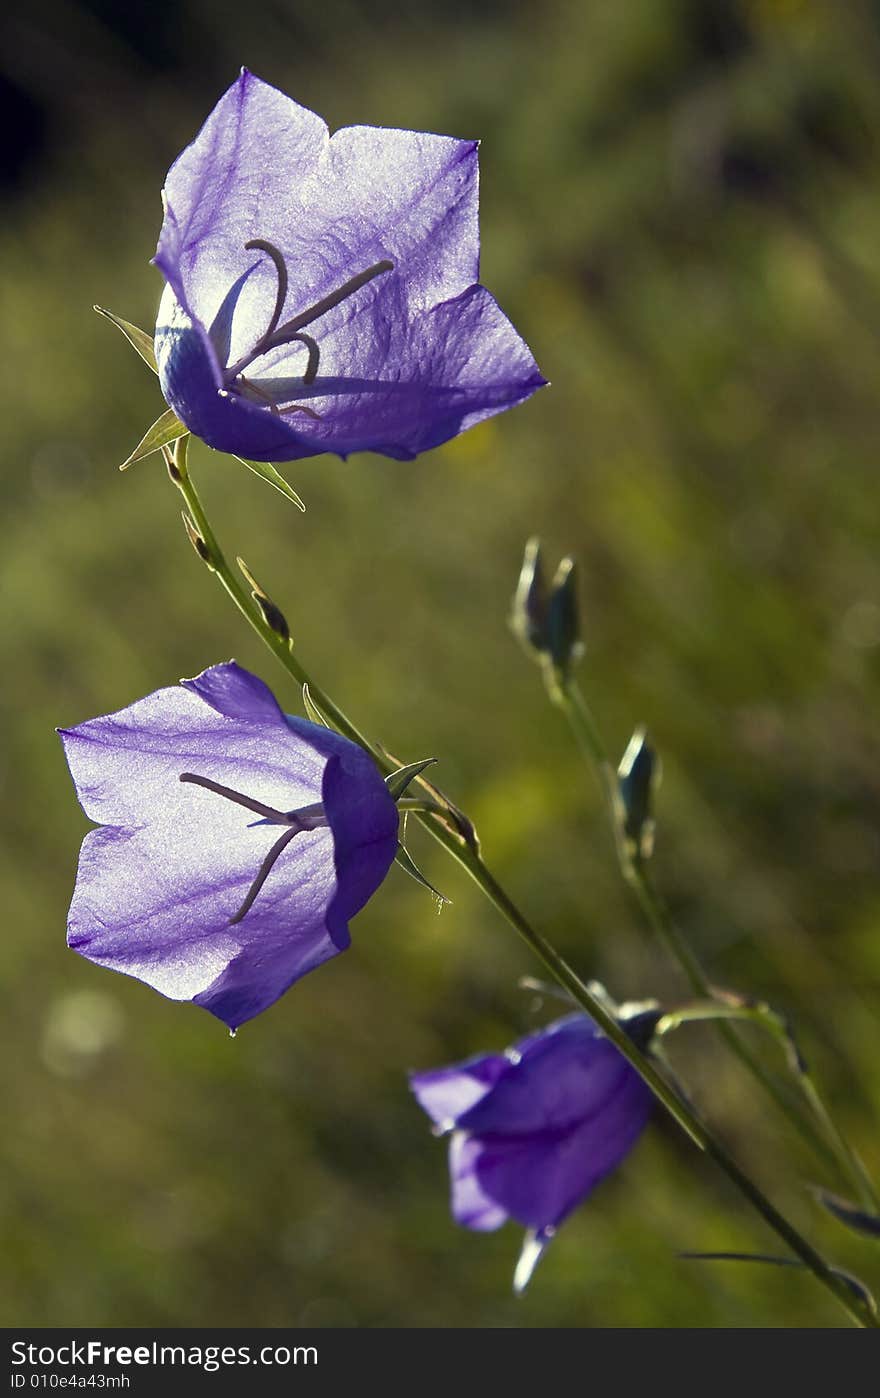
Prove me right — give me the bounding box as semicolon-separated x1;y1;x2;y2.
237;557;290;643
617;727;659;859
546;557;583;680
181;511;213;566
510;537;550;656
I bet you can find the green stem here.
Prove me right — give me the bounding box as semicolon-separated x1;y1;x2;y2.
556;674;879;1212
168;438;876;1327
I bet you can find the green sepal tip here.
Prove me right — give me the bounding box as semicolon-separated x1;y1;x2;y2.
94;306;158;374
394;841;451;905
232;456;306;511
119;409;188;470
385;757;438;801
302;684;331;729
510;536;549;655
813;1188;880;1241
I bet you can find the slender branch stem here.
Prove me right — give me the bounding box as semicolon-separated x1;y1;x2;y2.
167;438;877;1327
555;673;879;1212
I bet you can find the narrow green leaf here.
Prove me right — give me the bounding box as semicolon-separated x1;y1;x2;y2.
385;757;438;801
679;1252;877;1314
232;457;306;511
119;410;188;471
813;1188;880;1240
94;305;158;374
394;842;451;905
302;684;330;728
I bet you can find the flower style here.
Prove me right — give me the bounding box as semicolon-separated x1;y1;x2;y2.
410;1011;654;1290
153;69;545;463
59;662;399;1030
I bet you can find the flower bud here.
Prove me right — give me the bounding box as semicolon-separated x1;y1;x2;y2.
510;537;550;656
617;727;659;860
546;556;584;681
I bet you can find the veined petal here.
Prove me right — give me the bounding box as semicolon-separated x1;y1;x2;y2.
321;751;400;936
412;1012;653;1242
151;72;545;464
448;1132;508;1232
154;69;328;337
59;661;322;827
60;663;398;1028
298;123;479;310
458;1015;630;1137
409;1054;511;1128
158;279;545;463
155;289;323;461
67;807;340;1029
469;1068;653;1230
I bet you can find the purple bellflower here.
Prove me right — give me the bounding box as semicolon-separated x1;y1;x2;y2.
154;69;545;463
59;662;399;1031
410;1010;655;1290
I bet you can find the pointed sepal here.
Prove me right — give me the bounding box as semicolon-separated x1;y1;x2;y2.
394;842;451;905
510;537;550;656
94;305;158;374
813;1188;880;1241
302;684;331;729
385;757;438;801
119;409;188;470
232;457;306;511
513;1227;554;1295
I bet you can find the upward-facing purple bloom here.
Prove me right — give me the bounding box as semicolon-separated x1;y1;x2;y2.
410;1012;654;1290
59;662;399;1030
154;69;545;463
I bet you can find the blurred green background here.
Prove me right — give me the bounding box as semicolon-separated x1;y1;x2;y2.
3;0;880;1328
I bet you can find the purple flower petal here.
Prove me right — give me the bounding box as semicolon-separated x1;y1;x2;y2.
60;662;399;1029
411;1013;653;1271
465;1062;653;1231
409;1053;510;1128
456;1014;630;1137
449;1132;508;1232
153;70;545;463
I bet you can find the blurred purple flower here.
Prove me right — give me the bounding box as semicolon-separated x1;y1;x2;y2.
410;1011;654;1290
153;69;545;464
59;662;399;1030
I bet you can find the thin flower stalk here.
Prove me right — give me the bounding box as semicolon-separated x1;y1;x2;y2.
167;436;877;1328
551;670;879;1215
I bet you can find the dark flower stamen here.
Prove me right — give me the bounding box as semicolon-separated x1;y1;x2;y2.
180;770;327;924
224;240;394;391
227;825;300;926
179;771;291;824
237;375;322;420
243;238;288;346
264;258;395;348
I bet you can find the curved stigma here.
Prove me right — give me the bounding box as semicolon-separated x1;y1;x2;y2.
229;824;301;926
224;246;395;393
180;772;327;925
243;239;289;349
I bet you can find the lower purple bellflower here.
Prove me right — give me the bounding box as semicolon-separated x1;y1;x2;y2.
59;662;399;1030
410;1011;654;1290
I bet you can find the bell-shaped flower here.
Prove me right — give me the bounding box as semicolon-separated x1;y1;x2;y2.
153;69;545;464
59;662;399;1030
410;1011;654;1290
